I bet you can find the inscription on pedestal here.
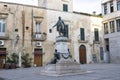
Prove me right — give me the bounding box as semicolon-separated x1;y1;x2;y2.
56;42;68;53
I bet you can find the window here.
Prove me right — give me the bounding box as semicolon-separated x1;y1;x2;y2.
110;2;114;12
36;22;41;33
117;1;120;10
104;23;108;34
36;22;41;38
109;21;115;33
63;4;68;12
80;28;85;40
116;19;120;32
0;19;6;33
94;28;99;41
64;25;69;37
104;4;107;14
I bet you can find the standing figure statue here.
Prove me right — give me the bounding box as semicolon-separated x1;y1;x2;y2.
51;16;66;36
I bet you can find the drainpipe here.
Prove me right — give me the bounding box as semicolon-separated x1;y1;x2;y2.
31;9;33;45
22;10;25;53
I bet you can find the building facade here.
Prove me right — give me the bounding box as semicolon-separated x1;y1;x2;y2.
102;0;120;63
0;0;103;68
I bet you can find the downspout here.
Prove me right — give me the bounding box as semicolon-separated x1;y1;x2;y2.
31;9;33;45
22;10;25;52
31;8;34;55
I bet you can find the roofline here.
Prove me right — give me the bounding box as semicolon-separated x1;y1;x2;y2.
73;11;102;18
0;1;102;18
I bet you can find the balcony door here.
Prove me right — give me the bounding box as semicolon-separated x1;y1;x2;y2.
36;22;41;38
0;19;6;36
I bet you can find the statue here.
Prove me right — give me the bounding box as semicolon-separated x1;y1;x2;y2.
48;49;60;64
50;16;67;36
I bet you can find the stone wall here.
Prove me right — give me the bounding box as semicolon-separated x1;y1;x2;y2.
0;1;103;66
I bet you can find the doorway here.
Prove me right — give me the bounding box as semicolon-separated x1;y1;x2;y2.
0;48;6;68
104;38;110;63
79;45;86;64
34;48;42;67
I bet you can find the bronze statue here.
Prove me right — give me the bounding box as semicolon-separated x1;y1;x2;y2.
51;16;67;36
48;49;60;64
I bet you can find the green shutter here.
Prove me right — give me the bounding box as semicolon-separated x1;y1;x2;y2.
80;28;85;40
63;4;68;12
65;25;68;37
94;28;99;41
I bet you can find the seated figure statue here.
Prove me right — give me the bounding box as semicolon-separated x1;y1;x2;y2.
48;49;60;64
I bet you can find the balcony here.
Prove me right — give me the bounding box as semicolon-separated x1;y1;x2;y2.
0;33;9;40
32;32;47;41
77;36;88;43
93;40;101;44
78;39;88;43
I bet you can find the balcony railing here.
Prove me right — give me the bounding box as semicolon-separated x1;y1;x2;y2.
78;39;88;43
0;33;9;40
93;40;101;44
77;36;88;43
32;32;47;41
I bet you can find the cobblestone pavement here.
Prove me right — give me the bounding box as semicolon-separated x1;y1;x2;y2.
0;64;120;80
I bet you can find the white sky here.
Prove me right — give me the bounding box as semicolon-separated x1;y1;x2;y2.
73;0;101;14
0;0;38;5
0;0;101;14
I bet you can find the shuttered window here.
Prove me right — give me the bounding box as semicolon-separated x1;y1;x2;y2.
80;28;85;40
64;25;68;37
63;4;68;12
94;28;99;41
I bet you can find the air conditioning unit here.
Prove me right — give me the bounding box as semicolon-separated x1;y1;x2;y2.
36;42;42;47
0;40;5;46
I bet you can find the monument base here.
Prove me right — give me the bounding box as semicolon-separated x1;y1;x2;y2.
40;36;92;76
40;58;92;76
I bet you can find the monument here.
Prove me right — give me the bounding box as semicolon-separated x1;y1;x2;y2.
40;17;89;76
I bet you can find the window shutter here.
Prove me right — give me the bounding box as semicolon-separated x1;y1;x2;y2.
63;4;68;12
80;28;85;40
94;28;99;41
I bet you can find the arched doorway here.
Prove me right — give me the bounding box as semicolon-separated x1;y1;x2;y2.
79;45;86;64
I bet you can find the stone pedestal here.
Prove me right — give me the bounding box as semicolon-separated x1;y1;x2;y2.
40;36;90;76
55;36;69;54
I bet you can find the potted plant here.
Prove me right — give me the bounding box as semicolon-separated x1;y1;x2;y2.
21;53;32;68
10;53;18;69
5;57;11;69
5;53;18;69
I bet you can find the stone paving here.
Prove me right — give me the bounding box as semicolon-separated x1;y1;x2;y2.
0;64;120;80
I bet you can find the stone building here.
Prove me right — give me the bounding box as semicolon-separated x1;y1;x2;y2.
102;0;120;64
0;0;103;68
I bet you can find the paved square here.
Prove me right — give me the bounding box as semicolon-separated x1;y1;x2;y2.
0;64;120;80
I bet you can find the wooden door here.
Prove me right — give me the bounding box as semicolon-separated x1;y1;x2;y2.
79;45;86;64
0;48;6;68
34;48;42;67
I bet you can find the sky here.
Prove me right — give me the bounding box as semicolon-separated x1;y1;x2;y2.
73;0;101;14
0;0;101;14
